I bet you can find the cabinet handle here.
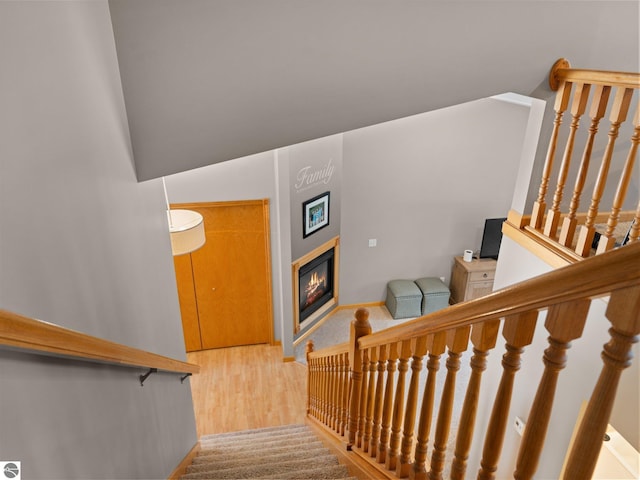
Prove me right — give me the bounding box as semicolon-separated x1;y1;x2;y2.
483;273;487;278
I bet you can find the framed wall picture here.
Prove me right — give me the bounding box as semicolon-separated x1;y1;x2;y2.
303;191;330;238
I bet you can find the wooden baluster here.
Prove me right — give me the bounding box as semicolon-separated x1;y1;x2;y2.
336;352;345;433
377;342;399;464
323;356;331;426
387;339;413;471
316;356;323;421
312;356;320;418
544;83;591;239
348;308;372;447
370;344;389;458
306;340;315;415
428;326;471;480
341;352;351;436
576;87;635;256
563;285;640;479
398;335;429;478
363;346;378;454
450;320;501;480
337;353;346;434
559;85;611;246
513;299;591;480
328;355;336;428
357;348;370;448
530;81;573;229
411;332;446;480
596;106;640;254
334;354;342;433
477;311;538;480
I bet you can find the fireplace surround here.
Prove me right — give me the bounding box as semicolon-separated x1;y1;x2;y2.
292;237;339;333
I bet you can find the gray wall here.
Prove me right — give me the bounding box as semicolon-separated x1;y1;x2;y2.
340;97;531;303
288;135;342;262
108;0;640;180
165;97;532;357
0;2;197;478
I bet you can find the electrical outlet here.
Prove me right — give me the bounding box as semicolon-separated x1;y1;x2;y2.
514;416;526;436
368;239;377;247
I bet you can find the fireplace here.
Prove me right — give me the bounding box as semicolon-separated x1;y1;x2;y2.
299;248;334;322
292;237;339;333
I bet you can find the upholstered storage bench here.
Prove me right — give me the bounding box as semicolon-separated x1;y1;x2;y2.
415;277;451;315
385;280;423;319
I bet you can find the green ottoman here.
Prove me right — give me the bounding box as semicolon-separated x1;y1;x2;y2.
415;277;451;315
385;280;422;319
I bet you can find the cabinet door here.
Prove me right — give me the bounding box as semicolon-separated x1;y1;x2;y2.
174;200;274;351
465;281;494;301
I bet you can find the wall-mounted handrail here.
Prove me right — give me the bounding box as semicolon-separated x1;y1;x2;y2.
0;308;199;376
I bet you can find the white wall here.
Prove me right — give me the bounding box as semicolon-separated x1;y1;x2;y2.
467;237;640;479
0;3;197;478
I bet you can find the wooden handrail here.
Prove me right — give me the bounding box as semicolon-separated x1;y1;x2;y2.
358;240;639;351
0;308;199;375
523;59;640;264
307;241;639;480
549;58;640;91
307;341;348;359
307;59;639;480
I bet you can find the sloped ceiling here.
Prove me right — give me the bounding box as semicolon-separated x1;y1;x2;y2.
108;0;639;181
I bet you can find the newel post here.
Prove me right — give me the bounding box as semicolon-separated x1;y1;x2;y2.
347;308;372;449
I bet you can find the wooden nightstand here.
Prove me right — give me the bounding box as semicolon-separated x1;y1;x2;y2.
449;256;497;303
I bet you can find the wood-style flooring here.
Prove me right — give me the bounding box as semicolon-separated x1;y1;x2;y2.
187;344;308;437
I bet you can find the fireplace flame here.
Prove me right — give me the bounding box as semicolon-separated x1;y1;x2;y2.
303;270;327;307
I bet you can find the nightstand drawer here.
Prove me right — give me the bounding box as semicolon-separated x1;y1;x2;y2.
469;270;495;282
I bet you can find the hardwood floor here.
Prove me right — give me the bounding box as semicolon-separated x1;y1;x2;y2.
187;344;308;437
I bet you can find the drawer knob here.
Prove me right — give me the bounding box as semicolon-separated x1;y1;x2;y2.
483;273;488;278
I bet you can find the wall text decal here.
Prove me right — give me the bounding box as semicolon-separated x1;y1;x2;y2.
295;158;335;193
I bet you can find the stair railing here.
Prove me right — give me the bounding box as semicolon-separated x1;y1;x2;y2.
306;240;639;480
0;308;199;383
506;59;639;265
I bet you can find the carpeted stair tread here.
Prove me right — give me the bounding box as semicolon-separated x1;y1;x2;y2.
194;441;326;464
199;431;319;449
198;434;321;455
181;424;354;480
188;446;332;473
254;464;352;479
199;424;310;443
183;453;340;478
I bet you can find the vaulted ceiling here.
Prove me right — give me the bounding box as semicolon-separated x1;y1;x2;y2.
108;1;639;181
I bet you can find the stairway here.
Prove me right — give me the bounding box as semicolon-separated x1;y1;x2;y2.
181;424;357;480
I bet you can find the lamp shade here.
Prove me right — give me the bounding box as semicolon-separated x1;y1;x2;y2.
168;209;205;256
